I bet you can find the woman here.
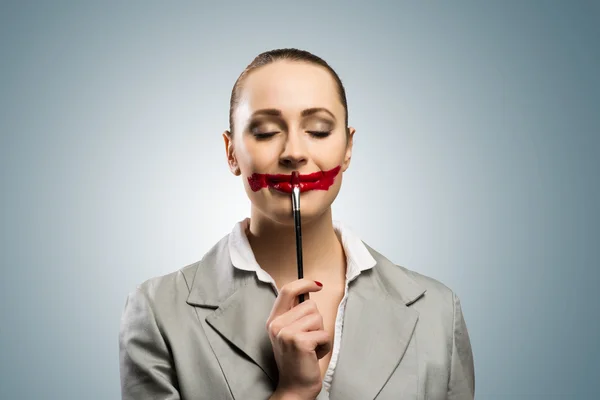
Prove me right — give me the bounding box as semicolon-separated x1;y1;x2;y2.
119;48;475;400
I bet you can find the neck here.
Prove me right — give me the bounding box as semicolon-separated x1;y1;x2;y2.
246;207;346;288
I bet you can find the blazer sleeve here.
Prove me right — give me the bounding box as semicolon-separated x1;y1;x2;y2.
447;292;475;400
119;288;181;400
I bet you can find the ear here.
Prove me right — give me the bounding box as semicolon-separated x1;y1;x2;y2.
342;126;355;172
223;130;241;176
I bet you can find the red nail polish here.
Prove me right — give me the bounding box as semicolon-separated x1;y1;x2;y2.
314;281;323;287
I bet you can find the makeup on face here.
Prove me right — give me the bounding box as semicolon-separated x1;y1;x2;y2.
248;165;341;193
248;112;335;141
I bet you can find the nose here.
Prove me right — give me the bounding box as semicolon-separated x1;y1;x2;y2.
279;130;307;169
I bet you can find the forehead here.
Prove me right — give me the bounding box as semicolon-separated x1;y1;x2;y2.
237;60;343;117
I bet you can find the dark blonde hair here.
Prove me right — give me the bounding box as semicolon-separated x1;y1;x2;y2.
228;48;349;135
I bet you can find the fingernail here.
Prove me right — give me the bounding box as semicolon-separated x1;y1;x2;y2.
314;281;323;287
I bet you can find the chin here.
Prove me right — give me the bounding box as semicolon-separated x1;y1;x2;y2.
265;208;329;228
253;190;338;227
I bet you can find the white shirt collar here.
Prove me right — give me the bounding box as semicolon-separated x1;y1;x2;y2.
228;218;376;287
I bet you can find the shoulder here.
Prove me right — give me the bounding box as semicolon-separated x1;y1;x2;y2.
401;263;456;304
128;261;198;301
124;235;230;316
397;263;459;327
120;261;200;330
129;234;230;299
364;242;458;318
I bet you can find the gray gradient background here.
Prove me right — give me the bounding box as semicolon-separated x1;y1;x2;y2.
1;1;598;399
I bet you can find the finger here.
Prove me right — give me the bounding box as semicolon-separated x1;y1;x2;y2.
270;279;323;319
276;313;324;341
294;291;310;307
292;330;333;356
267;300;321;338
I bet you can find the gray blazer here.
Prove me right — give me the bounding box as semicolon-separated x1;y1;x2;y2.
119;235;475;399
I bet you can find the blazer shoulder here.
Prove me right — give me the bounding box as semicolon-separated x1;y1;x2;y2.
366;243;457;314
129;261;198;300
126;261;200;315
126;233;231;308
399;264;456;300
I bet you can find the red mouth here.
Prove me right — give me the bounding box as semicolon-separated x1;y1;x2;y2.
248;165;341;193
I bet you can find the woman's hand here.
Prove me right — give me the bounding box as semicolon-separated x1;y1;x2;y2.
266;279;333;400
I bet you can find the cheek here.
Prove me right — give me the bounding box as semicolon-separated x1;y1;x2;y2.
312;137;348;165
237;138;272;173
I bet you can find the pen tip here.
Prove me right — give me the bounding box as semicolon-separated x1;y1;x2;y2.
291;171;300;186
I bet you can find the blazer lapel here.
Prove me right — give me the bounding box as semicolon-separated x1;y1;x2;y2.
204;278;279;383
185;236;279;397
328;245;427;399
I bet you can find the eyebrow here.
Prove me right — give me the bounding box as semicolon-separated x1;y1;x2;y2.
251;107;336;120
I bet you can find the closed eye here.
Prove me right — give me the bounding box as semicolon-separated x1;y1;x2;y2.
307;131;331;138
253;132;279;140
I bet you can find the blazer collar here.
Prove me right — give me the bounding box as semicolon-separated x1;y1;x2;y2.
186;235;426;399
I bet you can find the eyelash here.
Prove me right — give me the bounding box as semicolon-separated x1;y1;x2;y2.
253;131;331;140
308;131;331;138
253;132;276;140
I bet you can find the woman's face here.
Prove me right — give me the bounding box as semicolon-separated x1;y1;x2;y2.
224;60;354;225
